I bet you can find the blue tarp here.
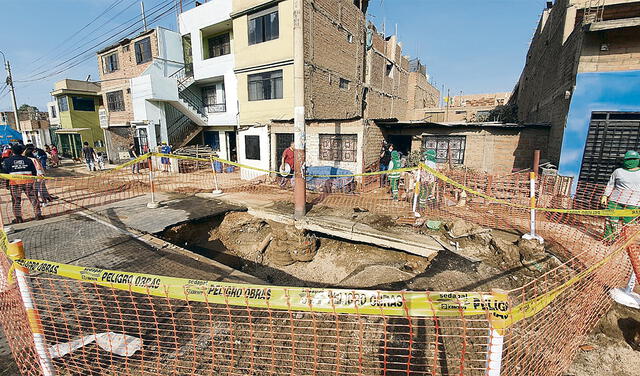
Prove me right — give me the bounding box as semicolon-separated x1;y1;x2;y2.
0;125;22;144
305;166;354;192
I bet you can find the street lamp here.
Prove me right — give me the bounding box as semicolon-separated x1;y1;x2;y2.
0;49;21;131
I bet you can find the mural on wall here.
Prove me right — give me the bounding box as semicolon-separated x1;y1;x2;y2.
558;70;640;190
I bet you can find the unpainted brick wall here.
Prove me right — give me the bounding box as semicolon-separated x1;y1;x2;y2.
105;126;135;164
97;31;159;126
392;126;550;174
579;26;640;73
406;72;440;120
512;0;581;164
303;0;366;119
364;27;410;120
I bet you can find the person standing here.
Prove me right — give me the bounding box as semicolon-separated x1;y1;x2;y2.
2;144;43;222
379;143;393;187
129;143;140;174
160;142;172;172
388;150;401;200
81;142;98;171
25;146;55;206
279;142;295;187
49;144;60;167
35;145;47;170
601;150;640;239
418;149;438;209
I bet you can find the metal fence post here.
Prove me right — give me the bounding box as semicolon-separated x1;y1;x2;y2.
7;239;56;376
147;155;159;209
209;156;223;196
523;172;544;243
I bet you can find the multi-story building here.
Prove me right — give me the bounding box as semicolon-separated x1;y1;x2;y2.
510;0;640;186
420;92;512;123
19;109;51;149
97;27;190;163
49;79;104;158
177;0;239;162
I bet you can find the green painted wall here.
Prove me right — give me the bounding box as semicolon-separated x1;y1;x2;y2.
56;94;105;152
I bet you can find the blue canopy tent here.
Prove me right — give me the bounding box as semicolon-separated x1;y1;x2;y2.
0;125;22;145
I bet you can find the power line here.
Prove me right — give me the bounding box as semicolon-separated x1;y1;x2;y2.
16;0;183;83
22;0;130;75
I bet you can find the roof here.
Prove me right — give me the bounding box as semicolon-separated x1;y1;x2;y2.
96;28;155;55
374;120;551;129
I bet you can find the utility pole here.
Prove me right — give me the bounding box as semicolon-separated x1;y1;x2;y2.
445;88;450;122
1;51;20;132
293;0;306;219
140;1;148;31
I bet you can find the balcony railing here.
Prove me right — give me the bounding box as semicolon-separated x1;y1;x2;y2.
206;103;226;113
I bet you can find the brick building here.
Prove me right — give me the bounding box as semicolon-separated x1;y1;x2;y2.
421;92;512;123
97;27;188;163
510;0;640;186
377;120;549;174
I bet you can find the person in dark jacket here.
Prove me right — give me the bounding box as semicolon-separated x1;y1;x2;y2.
2;144;43;222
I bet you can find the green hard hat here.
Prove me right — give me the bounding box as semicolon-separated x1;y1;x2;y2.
424;149;436;158
624;150;640;160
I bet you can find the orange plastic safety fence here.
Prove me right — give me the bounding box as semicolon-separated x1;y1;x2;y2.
0;154;638;376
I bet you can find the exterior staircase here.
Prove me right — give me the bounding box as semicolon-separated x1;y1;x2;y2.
164;66;208;148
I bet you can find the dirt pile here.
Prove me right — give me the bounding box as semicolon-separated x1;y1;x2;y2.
565;302;640;376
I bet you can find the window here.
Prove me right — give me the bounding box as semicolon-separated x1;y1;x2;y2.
339;78;350;90
207;33;230;58
248;7;279;45
134;37;152;64
102;53;119;73
422;135;466;164
245;135;261;160
386;62;393;77
71;97;95;112
248;70;283;101
50;106;57;119
202;83;226;113
476;110;491;121
57;97;69;112
496;98;505;105
106;91;125;112
319;134;357;162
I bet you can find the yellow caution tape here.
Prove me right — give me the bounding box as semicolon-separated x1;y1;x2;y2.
9;257;507;325
500;227;640;329
153;152;417;178
419;163;640;217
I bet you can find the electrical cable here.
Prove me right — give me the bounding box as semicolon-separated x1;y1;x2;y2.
16;0;181;82
23;0;129;75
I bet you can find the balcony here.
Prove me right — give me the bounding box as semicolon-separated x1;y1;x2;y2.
206;103;227;113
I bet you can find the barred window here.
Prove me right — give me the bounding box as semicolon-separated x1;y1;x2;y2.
248;70;283;101
106;91;125;112
134;37;152;64
422;135;466;164
207;33;230;58
319;134;357;162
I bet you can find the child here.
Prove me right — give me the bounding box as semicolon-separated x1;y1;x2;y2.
96;152;106;170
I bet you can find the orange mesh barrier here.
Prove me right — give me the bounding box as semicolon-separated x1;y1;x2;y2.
0;154;638;376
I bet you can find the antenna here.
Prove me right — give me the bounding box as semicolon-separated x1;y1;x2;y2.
140;2;148;31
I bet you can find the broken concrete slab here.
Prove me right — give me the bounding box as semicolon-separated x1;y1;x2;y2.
296;215;442;259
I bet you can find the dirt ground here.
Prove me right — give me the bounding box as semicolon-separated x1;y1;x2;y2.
565;302;640;376
160;209;565;292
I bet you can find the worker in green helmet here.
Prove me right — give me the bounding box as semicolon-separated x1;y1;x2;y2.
418;149;438;209
388;150;401;200
601;150;640;239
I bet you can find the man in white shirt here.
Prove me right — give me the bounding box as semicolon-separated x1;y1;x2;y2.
601;150;640;239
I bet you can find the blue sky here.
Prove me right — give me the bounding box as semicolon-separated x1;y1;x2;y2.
0;0;546;112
